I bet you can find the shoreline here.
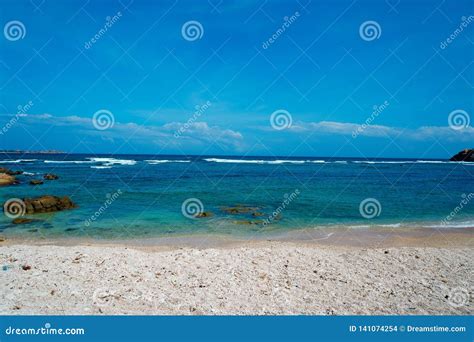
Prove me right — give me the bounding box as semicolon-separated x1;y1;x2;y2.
1;226;473;250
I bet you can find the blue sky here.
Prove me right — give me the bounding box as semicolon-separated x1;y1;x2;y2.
0;0;473;158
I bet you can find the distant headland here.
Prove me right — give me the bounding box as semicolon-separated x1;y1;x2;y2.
0;150;65;154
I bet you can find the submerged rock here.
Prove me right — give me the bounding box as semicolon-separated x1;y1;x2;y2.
23;195;76;214
221;205;261;215
233;220;264;225
450;149;474;162
196;211;213;218
12;218;35;224
29;180;44;185
43;173;59;180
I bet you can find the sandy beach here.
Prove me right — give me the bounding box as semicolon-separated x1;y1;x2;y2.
0;228;472;315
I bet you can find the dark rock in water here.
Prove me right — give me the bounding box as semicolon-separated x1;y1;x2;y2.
43;173;59;180
221;205;261;215
196;211;213;218
0;173;16;186
23;195;76;214
450;149;474;162
252;212;264;217
27;229;38;233
29;179;44;185
0;167;23;175
12;218;35;225
65;228;78;232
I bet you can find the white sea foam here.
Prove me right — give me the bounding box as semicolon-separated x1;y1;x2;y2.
87;158;136;166
204;158;309;164
0;159;37;163
90;166;112;169
424;220;474;229
145;160;191;164
44;160;93;164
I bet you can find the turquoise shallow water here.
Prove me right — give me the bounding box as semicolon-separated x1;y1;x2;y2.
0;154;473;239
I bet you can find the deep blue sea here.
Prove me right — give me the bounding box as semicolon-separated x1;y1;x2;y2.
0;154;473;239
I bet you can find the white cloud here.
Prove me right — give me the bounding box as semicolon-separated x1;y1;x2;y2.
16;113;244;150
287;120;474;141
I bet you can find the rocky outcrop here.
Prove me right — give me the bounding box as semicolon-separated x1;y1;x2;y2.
44;173;59;180
450;149;474;162
24;195;76;214
0;173;16;186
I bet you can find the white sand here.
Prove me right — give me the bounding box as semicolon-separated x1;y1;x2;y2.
0;242;472;315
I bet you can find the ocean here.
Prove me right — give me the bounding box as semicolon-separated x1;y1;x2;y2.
0;154;473;239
